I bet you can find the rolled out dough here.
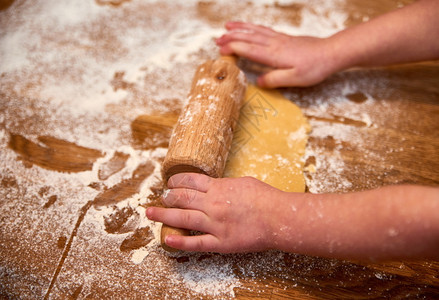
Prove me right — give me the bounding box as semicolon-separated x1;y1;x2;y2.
224;85;310;193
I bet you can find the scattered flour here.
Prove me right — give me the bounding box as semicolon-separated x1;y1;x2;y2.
131;248;150;264
0;0;396;298
176;259;240;298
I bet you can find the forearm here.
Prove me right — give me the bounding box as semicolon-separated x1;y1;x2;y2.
326;0;439;73
273;185;439;261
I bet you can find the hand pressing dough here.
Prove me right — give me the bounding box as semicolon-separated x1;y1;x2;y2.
224;85;310;193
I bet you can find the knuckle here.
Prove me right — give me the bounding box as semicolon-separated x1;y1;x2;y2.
247;44;260;56
182;210;192;225
181;173;195;186
195;238;205;251
169;173;195;188
181;210;202;229
194;236;216;252
167;175;178;187
182;188;197;205
240;176;259;187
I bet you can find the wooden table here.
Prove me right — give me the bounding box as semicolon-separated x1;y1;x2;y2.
1;0;438;298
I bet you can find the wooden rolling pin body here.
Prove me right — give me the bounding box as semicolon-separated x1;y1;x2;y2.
160;56;246;252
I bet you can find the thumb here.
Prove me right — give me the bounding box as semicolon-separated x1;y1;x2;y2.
257;69;300;88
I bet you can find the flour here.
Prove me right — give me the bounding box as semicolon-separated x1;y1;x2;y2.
273;0;346;37
131;248;150;264
0;0;348;116
196;78;207;86
0;0;370;298
288;126;309;146
178;263;240;297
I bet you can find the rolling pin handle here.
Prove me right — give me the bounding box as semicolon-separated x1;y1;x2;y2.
160;223;190;252
160;55;246;252
220;55;238;64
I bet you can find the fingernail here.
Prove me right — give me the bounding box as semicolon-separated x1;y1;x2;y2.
145;207;153;218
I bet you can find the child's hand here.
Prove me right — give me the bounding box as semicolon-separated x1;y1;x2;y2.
146;173;439;259
146;173;294;253
216;21;336;88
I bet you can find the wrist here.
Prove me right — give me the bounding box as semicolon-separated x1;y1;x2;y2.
267;192;318;252
322;33;356;75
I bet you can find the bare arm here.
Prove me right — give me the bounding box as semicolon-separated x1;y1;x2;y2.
273;184;439;261
330;0;439;70
146;173;439;261
216;0;439;88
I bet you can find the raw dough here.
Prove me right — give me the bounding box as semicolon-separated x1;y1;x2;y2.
224;85;310;193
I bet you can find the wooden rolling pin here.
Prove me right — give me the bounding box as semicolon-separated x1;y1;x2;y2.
160;56;247;252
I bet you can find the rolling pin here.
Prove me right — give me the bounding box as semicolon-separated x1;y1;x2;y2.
160;56;247;252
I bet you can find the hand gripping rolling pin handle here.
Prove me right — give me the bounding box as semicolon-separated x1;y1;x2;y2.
160;55;246;252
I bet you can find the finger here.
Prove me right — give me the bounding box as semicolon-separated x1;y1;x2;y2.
225;21;276;37
165;234;221;253
146;207;211;233
167;173;212;192
162;188;206;211
257;68;301;88
220;41;276;67
259;68;325;88
218;44;236;56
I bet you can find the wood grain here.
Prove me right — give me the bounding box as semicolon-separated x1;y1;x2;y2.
160;56;246;251
0;1;438;299
2;50;438;300
162;56;246;180
8;133;103;173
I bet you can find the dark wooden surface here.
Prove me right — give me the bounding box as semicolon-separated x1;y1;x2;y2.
1;0;438;299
